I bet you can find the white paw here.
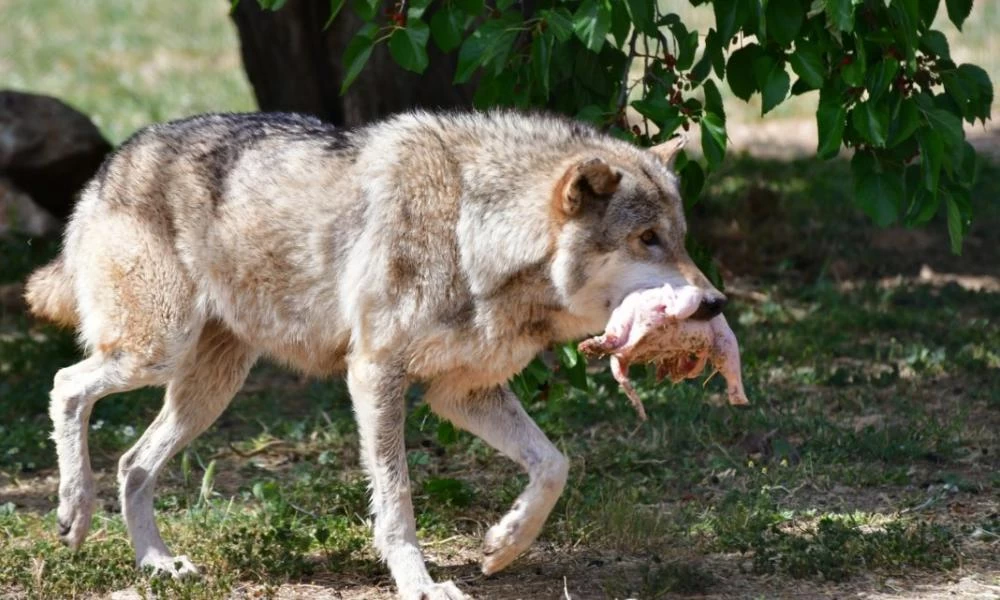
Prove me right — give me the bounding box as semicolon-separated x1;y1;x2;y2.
404;581;470;600
56;491;94;550
481;519;534;575
139;554;199;579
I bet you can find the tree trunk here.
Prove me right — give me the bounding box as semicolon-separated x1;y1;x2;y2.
230;0;475;126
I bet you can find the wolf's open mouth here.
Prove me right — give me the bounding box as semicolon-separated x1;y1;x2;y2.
579;283;749;420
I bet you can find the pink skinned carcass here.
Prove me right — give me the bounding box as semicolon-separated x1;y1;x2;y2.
579;283;749;420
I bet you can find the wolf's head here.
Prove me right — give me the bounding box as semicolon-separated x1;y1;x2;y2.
549;137;726;332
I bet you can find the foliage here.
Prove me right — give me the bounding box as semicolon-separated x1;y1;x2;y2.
257;0;992;253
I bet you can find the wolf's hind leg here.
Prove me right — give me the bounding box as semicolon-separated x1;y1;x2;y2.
117;320;256;578
50;352;169;549
427;383;569;575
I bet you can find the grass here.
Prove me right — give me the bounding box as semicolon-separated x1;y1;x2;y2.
0;0;253;144
1;157;997;597
2;1;999;598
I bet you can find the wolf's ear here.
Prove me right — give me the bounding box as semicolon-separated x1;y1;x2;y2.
649;135;687;169
556;157;622;217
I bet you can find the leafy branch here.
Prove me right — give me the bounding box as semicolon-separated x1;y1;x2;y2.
256;0;992;253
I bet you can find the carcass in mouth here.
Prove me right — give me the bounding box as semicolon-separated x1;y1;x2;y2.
578;284;749;420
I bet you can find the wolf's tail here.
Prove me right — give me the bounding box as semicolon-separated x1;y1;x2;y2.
24;256;78;327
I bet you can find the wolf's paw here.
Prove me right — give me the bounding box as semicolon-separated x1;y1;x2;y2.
56;493;95;550
481;520;534;575
404;581;470;600
139;554;199;579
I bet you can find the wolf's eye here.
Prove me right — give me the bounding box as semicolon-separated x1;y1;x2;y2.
639;230;660;246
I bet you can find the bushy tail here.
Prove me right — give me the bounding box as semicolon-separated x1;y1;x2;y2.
24;257;77;327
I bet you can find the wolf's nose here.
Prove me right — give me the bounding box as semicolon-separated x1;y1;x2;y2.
690;294;727;321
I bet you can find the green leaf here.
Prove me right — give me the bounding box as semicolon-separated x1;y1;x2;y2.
919;29;950;59
624;0;656;35
714;0;753;41
906;186;940;224
888;99;920;147
531;32;553;99
436;420;458;445
916;126;943;191
752;0;766;39
352;0;378;21
609;1;631;47
631;97;684;134
726;43;762;101
945;0;972;30
430;6;464;53
919;0;941;24
324;0;347;29
340;28;376;93
840;56;865;86
851;100;890;147
921;105;964;151
944;186;970;253
678;31;700;71
957;64;994;123
691;54;713;84
791;78;812;95
542;8;574;42
455;0;484;12
408;0;433;19
258;0;288;10
767;0;804;45
825;0;855;32
701;112;727;169
680;160;705;208
755;58;790;115
424;477;472;507
559;345;589;390
955;140;978;187
817;83;847;159
866;59;900;102
454;13;521;83
662;19;699;72
852;152;903;226
890;0;920;65
574;0;612;53
941;69;973;116
559;344;579;369
706;28;727;78
576;105;606;125
788;42;825;89
389;20;430;73
703;79;725;119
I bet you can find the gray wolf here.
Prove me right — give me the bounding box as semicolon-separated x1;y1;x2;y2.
25;110;726;599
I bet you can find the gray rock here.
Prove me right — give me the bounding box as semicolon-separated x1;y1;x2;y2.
0;90;111;221
0;177;59;237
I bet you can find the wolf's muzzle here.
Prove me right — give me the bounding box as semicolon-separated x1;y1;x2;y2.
690;293;727;321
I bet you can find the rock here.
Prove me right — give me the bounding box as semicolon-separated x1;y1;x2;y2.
0;177;59;237
0;90;111;221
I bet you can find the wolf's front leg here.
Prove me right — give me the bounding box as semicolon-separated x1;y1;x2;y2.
347;358;469;600
427;383;569;575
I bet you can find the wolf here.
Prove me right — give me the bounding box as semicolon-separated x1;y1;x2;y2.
24;110;726;599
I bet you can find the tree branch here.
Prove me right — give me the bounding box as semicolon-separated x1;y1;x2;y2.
615;30;641;125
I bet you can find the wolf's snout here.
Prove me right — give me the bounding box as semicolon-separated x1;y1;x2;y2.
690;293;727;321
